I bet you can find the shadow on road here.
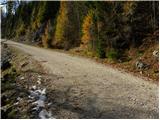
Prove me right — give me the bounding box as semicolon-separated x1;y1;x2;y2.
46;84;159;119
19;69;158;119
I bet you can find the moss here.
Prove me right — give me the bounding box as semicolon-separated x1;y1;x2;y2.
137;50;144;57
8;109;17;119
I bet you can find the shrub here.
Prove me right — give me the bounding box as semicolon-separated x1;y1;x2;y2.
107;49;119;60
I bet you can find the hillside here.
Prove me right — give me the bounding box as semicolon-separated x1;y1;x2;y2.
70;30;159;81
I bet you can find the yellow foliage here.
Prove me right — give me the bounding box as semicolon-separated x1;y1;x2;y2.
54;2;68;43
54;1;80;49
42;20;51;48
16;23;26;37
123;2;136;15
81;10;94;46
32;21;38;31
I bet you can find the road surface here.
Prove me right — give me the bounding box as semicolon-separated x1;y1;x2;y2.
5;40;159;118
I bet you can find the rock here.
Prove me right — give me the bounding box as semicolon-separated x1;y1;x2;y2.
135;60;149;70
1;60;11;70
20;62;28;68
136;60;144;69
153;50;159;59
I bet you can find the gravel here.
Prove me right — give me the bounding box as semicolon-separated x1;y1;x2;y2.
5;40;159;119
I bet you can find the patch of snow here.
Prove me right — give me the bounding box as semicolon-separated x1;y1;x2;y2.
14;102;19;105
47;102;52;106
41;88;46;95
34;89;41;94
17;97;22;101
28;84;54;118
28;99;34;103
39;95;46;101
32;99;45;107
39;109;54;119
28;95;35;100
32;106;40;111
32;85;37;90
38;75;42;78
20;76;24;80
37;80;41;85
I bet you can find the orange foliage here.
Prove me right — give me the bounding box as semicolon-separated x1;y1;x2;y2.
81;10;94;46
42;20;51;48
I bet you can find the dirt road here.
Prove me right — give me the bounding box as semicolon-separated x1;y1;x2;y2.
5;40;158;118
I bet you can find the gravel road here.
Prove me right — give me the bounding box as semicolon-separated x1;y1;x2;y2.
5;40;158;119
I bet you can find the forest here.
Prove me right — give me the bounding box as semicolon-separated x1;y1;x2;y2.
1;1;158;57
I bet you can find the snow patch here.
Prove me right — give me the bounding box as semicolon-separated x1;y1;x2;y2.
28;85;54;119
39;109;53;119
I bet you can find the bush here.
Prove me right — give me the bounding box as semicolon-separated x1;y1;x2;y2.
97;39;106;58
107;49;119;60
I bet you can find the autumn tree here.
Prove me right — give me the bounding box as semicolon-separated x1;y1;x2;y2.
54;1;80;50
